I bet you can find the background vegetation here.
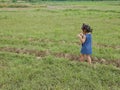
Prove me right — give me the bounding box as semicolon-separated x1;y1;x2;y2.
0;1;120;90
0;0;120;3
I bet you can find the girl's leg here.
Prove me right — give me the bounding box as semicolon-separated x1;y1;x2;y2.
86;55;92;64
80;54;85;62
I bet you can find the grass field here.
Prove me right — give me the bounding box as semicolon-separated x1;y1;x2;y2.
0;1;120;90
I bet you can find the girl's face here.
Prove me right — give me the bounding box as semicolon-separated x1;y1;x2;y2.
82;29;87;34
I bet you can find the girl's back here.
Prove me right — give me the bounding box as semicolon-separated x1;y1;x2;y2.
81;33;92;54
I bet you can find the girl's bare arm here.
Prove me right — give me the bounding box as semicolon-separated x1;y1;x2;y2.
77;33;86;44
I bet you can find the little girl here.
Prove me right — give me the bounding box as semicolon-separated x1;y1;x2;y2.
77;23;92;64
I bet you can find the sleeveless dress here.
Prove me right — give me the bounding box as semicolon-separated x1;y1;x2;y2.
80;33;92;54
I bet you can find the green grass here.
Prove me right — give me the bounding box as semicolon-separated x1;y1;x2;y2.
0;1;120;90
0;52;120;90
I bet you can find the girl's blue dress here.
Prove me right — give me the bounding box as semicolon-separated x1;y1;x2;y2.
81;34;92;54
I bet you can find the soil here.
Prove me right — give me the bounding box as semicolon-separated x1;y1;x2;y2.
0;47;120;68
0;8;33;11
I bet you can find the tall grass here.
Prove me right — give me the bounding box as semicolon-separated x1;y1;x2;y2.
0;52;120;90
0;1;120;90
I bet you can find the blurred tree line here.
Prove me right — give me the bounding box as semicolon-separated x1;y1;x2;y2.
22;0;119;2
22;0;119;1
0;0;119;3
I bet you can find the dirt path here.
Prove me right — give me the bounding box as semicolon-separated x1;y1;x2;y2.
0;47;120;68
0;8;34;11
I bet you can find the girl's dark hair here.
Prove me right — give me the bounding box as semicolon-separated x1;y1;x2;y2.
81;23;92;33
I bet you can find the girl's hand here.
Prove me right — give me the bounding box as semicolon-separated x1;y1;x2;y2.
77;34;82;38
80;33;83;37
77;32;86;44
